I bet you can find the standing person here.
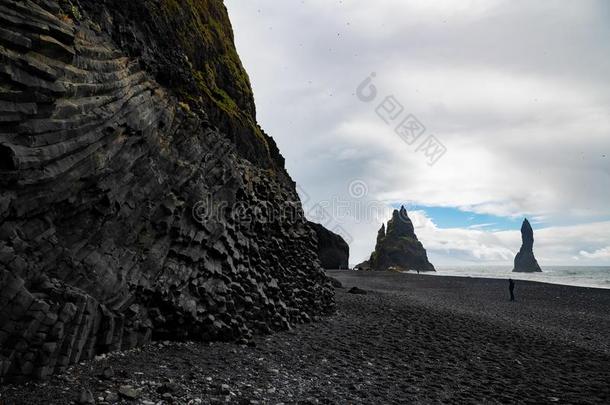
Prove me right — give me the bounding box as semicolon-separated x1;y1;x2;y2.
509;278;515;301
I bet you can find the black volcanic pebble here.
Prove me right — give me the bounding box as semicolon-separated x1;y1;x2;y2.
100;367;114;380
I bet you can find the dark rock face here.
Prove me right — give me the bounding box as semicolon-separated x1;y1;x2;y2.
354;260;371;271
308;222;349;269
367;206;435;272
0;0;333;382
513;219;542;273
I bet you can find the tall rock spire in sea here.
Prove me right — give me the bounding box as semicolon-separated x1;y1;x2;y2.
362;206;435;272
513;218;543;272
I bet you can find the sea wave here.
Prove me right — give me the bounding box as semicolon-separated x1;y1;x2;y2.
426;266;610;289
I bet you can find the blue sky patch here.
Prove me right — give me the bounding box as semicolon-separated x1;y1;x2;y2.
394;204;524;231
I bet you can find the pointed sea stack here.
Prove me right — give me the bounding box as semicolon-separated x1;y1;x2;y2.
366;206;435;272
513;218;542;272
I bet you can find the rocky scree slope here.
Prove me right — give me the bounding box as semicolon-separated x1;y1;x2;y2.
0;0;334;383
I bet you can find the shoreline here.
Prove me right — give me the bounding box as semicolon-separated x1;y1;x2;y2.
346;265;610;290
400;269;610;290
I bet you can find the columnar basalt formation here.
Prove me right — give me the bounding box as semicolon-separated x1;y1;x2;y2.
366;206;435;272
513;218;542;273
0;0;334;382
308;222;349;269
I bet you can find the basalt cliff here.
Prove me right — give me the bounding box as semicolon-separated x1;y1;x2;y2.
308;221;349;270
0;0;334;382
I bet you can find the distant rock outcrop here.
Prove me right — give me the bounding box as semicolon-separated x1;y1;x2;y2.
513;219;542;272
366;206;435;272
347;287;367;295
354;260;371;271
309;222;349;269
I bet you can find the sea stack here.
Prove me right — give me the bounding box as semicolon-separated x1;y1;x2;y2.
366;206;435;272
513;218;542;272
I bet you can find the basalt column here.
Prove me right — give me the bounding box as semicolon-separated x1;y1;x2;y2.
0;0;334;382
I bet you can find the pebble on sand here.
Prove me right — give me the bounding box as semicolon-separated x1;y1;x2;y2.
348;287;367;295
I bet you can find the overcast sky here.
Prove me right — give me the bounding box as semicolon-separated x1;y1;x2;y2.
225;0;610;267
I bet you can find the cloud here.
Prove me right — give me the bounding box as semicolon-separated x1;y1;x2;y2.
407;210;517;264
579;247;610;260
408;211;610;266
225;0;610;265
468;223;495;229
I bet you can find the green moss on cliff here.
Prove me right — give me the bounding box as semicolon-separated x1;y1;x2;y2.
156;0;253;115
152;0;271;164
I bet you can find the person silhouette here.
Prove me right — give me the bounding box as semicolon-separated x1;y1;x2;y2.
509;278;515;301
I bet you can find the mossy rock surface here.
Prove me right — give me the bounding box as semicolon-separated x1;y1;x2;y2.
77;0;284;173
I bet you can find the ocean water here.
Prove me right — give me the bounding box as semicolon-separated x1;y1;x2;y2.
423;266;610;289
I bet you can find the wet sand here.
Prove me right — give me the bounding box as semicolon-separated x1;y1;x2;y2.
1;270;609;404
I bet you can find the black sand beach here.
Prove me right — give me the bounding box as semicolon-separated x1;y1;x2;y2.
2;271;609;404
